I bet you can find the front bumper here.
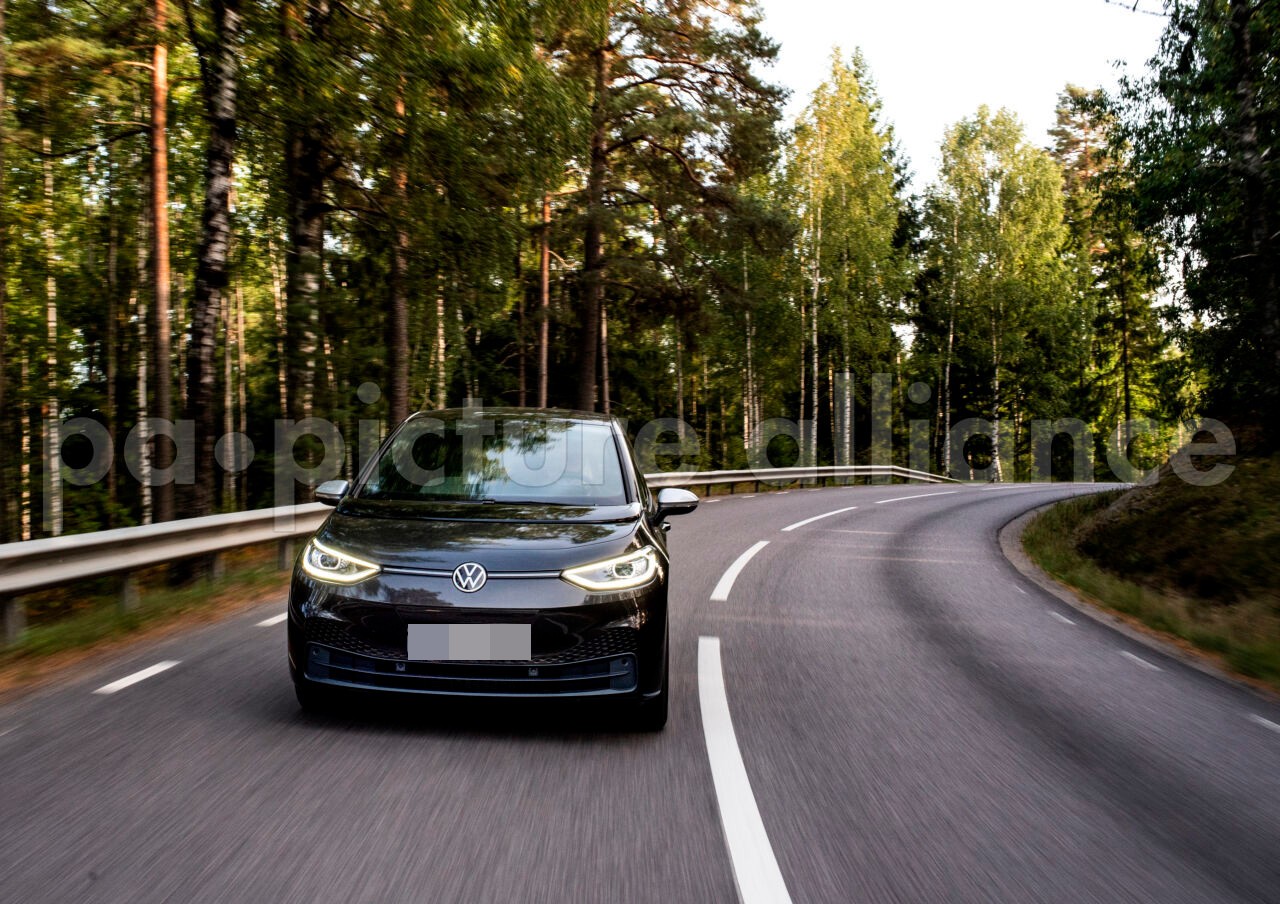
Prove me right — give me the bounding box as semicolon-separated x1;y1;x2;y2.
287;570;666;698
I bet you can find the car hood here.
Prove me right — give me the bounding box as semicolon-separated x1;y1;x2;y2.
315;499;644;572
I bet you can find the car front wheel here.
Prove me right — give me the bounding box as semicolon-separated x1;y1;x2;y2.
294;677;332;715
633;644;669;731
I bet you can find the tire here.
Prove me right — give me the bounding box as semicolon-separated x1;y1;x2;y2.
634;644;669;732
294;678;331;715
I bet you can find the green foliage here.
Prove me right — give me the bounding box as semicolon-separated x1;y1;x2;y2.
790;50;910;375
1117;0;1280;443
914;106;1075;477
2;0;1243;537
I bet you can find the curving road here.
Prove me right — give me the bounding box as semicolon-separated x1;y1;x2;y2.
2;483;1280;904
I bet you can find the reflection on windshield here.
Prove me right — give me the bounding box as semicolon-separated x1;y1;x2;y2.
359;415;628;506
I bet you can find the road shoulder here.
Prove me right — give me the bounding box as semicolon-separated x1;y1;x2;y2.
999;501;1280;705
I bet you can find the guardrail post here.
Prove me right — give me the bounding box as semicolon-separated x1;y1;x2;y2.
209;552;226;582
119;576;141;613
1;595;25;646
278;539;295;571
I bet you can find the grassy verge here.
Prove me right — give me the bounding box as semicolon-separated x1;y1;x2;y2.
0;546;289;694
1023;483;1280;691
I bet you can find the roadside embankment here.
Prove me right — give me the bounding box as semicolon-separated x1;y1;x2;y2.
1022;453;1280;692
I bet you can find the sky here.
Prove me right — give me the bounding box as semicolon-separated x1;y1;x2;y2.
754;0;1169;190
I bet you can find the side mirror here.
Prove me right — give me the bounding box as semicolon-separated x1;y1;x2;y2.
656;487;699;518
315;479;350;506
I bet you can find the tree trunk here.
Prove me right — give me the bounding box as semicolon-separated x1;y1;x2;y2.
600;303;610;415
810;285;818;465
42;136;61;537
434;272;446;408
743;310;754;453
20;355;30;539
136;199;153;525
283;0;327;421
387;77;410;425
675;323;684;424
799;294;805;445
105;150;119;518
538;193;550;407
286;138;323;421
942;306;954;474
222;284;234;506
1119;242;1132;452
184;0;240;517
0;0;9;540
269;237;288;417
235;281;248;509
577;46;609;412
808;181;821;466
991;308;1004;481
151;0;173;522
942;208;959;476
516;242;526;408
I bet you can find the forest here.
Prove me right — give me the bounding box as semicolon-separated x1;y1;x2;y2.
0;0;1276;540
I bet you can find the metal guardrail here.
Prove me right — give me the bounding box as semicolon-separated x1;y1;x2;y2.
0;465;954;643
643;464;957;490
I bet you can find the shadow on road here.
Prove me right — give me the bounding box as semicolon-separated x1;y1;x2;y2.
262;689;661;742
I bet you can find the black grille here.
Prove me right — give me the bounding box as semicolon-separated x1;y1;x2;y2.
302;618;638;665
304;643;638;697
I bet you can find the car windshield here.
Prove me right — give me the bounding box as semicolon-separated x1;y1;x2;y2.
358;413;629;506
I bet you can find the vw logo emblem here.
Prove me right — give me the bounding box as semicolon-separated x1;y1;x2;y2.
452;562;487;593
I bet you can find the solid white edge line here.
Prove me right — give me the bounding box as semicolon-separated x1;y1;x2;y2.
1050;611;1076;625
779;506;858;533
93;660;180;695
256;612;288;627
874;491;959;504
710;541;770;602
1247;714;1280;734
1120;651;1162;671
698;636;793;904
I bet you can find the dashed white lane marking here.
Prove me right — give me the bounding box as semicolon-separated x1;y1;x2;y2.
833;529;894;535
740;495;757;499
93;661;180;695
1247;714;1280;734
874;491;959;504
980;483;1102;491
1050;611;1076;625
1015;586;1028;594
256;612;288;627
698;637;793;904
1120;651;1162;671
780;506;858;533
710;542;770;602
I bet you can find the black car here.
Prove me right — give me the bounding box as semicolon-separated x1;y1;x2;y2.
287;407;698;730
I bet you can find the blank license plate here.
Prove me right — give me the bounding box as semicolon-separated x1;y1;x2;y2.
407;624;531;661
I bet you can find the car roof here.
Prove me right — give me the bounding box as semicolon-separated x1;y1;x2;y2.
406;407;619;426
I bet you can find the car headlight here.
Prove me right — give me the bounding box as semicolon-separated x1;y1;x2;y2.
301;538;381;584
561;546;660;592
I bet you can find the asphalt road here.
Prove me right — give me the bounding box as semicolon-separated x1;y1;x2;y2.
3;483;1280;904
